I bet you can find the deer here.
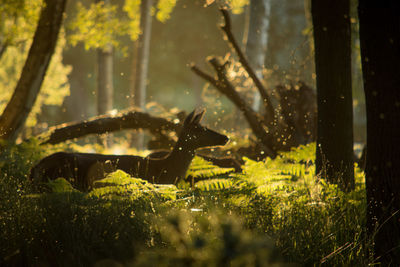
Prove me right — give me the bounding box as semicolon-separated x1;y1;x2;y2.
29;109;229;191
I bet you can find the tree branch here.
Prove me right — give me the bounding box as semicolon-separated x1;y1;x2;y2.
39;110;182;145
191;57;276;157
219;8;275;121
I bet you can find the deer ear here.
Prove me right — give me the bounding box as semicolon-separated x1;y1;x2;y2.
192;108;205;124
183;109;196;126
183;108;205;126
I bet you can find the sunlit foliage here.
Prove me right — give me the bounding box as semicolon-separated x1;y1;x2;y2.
227;0;249;14
0;0;42;47
68;1;129;50
123;0;142;41
209;0;249;14
68;0;178;52
0;140;370;265
156;0;177;22
0;31;71;127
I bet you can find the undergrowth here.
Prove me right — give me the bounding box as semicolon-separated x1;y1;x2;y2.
0;141;371;266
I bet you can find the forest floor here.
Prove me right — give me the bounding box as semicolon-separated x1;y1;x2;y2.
0;140;373;266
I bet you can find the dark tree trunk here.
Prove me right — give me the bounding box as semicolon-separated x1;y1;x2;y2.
0;0;67;142
311;0;354;191
358;1;400;264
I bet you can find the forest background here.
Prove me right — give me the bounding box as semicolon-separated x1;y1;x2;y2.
3;0;398;266
0;0;366;142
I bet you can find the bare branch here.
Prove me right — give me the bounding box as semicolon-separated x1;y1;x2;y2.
219;8;275;121
191;57;276;157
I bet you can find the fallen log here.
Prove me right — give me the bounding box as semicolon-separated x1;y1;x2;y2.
38;109;182;145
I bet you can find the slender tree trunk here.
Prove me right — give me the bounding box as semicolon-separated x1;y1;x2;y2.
96;0;114;146
0;0;67;142
97;44;114;116
245;0;271;111
130;0;153;150
312;0;354;191
97;44;114;146
358;1;400;264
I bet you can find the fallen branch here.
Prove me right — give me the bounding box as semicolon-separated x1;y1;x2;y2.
219;8;275;121
191;58;276;158
39;109;182;145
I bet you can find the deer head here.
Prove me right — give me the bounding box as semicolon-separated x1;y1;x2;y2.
177;109;229;151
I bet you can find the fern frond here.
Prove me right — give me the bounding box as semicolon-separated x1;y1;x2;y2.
195;178;234;191
186;156;235;181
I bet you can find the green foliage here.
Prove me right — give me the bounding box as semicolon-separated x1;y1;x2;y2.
187;156;235;181
0;30;71;127
46;178;79;193
68;2;129;51
227;0;249;14
133;210;287;266
155;0;177;23
0;141;372;265
123;0;142;41
0;0;41;47
89;170;178;202
68;0;178;52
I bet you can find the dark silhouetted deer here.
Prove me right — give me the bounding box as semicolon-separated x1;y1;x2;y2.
29;109;229;191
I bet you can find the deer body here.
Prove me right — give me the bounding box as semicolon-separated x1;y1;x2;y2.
30;109;228;191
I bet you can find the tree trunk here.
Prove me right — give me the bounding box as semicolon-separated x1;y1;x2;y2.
358;1;400;263
245;0;271;111
312;0;354;191
0;0;67;142
97;44;114;116
96;0;114;146
130;0;153;150
97;43;114;146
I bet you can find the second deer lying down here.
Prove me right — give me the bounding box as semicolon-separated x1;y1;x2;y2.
29;109;229;191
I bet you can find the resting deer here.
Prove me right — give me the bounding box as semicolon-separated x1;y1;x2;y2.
29;109;229;191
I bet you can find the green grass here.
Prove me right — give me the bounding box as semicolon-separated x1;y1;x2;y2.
0;141;372;266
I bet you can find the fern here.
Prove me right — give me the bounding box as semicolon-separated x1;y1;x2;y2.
89;171;178;201
195;178;235;191
186;156;235;182
278;143;316;164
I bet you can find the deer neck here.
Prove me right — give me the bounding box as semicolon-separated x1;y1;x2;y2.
167;139;196;169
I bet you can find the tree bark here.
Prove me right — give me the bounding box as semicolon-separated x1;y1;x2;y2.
130;0;153;150
0;0;67;142
358;1;400;264
245;0;271;111
312;0;354;191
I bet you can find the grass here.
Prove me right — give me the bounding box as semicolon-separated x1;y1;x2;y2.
0;141;373;266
